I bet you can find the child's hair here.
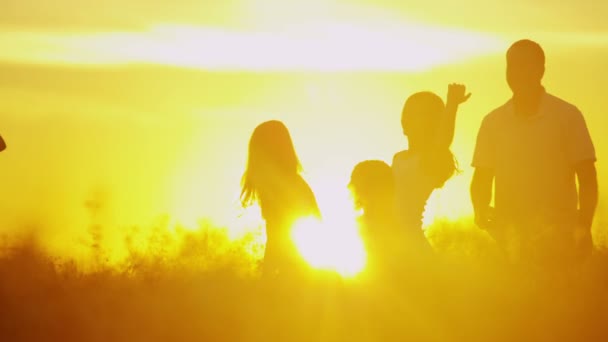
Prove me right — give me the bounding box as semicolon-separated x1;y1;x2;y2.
241;120;301;206
401;92;458;188
349;160;394;212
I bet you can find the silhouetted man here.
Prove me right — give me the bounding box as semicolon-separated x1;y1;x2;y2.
471;40;598;264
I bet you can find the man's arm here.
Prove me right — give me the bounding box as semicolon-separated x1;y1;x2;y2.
576;160;598;232
471;167;494;229
0;134;5;152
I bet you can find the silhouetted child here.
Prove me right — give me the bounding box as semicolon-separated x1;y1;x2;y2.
349;160;405;275
241;120;320;279
393;84;470;249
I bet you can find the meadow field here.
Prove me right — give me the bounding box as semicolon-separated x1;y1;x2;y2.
2;2;608;340
1;215;607;342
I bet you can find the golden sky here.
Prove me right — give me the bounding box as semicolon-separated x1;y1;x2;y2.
2;0;607;32
1;0;607;258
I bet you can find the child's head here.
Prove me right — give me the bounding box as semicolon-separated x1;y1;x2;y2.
401;91;458;188
401;91;445;150
349;160;394;214
241;120;301;205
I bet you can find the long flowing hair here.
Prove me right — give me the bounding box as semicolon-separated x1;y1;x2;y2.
401;92;458;189
241;120;302;206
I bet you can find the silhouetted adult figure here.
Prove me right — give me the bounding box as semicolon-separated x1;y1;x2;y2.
0;134;5;152
393;84;470;251
241;120;320;279
471;39;597;265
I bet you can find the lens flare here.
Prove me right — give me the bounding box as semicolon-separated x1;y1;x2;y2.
292;216;366;278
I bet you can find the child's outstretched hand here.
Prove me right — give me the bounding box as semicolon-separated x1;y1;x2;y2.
446;83;471;107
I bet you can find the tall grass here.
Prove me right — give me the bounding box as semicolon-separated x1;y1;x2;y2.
1;218;607;342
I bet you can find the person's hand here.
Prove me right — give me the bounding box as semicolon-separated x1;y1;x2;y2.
446;83;471;107
574;226;593;262
474;206;495;231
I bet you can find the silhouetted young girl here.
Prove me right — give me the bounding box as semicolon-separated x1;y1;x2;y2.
393;84;470;247
241;120;320;278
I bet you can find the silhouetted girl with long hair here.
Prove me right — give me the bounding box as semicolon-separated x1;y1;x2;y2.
393;84;470;248
241;120;320;278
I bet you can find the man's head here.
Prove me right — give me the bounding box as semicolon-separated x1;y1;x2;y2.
506;39;545;96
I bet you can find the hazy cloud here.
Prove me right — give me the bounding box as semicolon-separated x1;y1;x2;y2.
0;22;505;72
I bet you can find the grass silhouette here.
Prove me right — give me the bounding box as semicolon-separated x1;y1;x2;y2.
1;217;607;342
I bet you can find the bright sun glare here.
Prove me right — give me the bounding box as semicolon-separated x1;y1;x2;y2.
287;176;368;278
292;217;367;278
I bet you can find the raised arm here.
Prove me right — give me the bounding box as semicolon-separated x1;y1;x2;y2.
471;167;494;229
436;83;471;150
0;134;5;152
